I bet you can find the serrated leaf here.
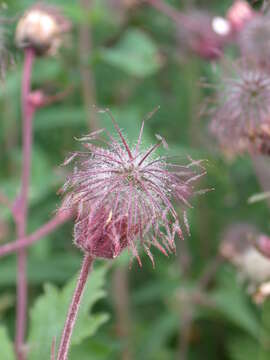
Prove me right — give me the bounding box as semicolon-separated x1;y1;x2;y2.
28;264;109;360
100;29;162;77
0;325;15;360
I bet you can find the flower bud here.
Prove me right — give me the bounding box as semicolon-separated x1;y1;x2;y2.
226;0;255;32
15;3;71;56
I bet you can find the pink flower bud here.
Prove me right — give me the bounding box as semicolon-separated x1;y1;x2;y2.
227;0;255;32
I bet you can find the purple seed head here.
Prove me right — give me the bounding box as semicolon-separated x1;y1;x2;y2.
209;60;270;155
60;110;205;265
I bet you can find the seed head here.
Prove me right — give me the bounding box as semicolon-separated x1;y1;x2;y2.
209;60;270;155
15;3;71;56
60;110;205;265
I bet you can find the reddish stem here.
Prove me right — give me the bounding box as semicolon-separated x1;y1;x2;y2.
0;210;72;258
57;254;93;360
15;47;35;360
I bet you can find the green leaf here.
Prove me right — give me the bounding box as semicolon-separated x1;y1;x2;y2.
228;335;260;360
98;105;153;144
0;146;58;208
34;107;85;130
0;325;15;360
28;264;109;360
136;313;178;360
0;254;82;286
209;271;260;339
69;337;114;360
100;29;162;77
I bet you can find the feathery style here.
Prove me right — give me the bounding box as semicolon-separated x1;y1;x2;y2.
61;110;205;265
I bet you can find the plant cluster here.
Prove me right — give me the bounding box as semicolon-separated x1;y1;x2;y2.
1;1;270;360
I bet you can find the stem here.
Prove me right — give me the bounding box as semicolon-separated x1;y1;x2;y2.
112;266;133;360
178;303;193;360
15;47;35;360
57;254;93;360
0;210;72;258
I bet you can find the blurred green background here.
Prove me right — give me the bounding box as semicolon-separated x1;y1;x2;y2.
1;0;270;359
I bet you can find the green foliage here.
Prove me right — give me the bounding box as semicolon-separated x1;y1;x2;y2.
27;264;109;360
209;271;260;339
228;336;260;360
69;337;114;360
100;29;162;77
0;325;15;360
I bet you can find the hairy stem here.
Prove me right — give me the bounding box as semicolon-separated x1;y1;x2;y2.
15;47;35;360
0;210;72;258
57;254;93;360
